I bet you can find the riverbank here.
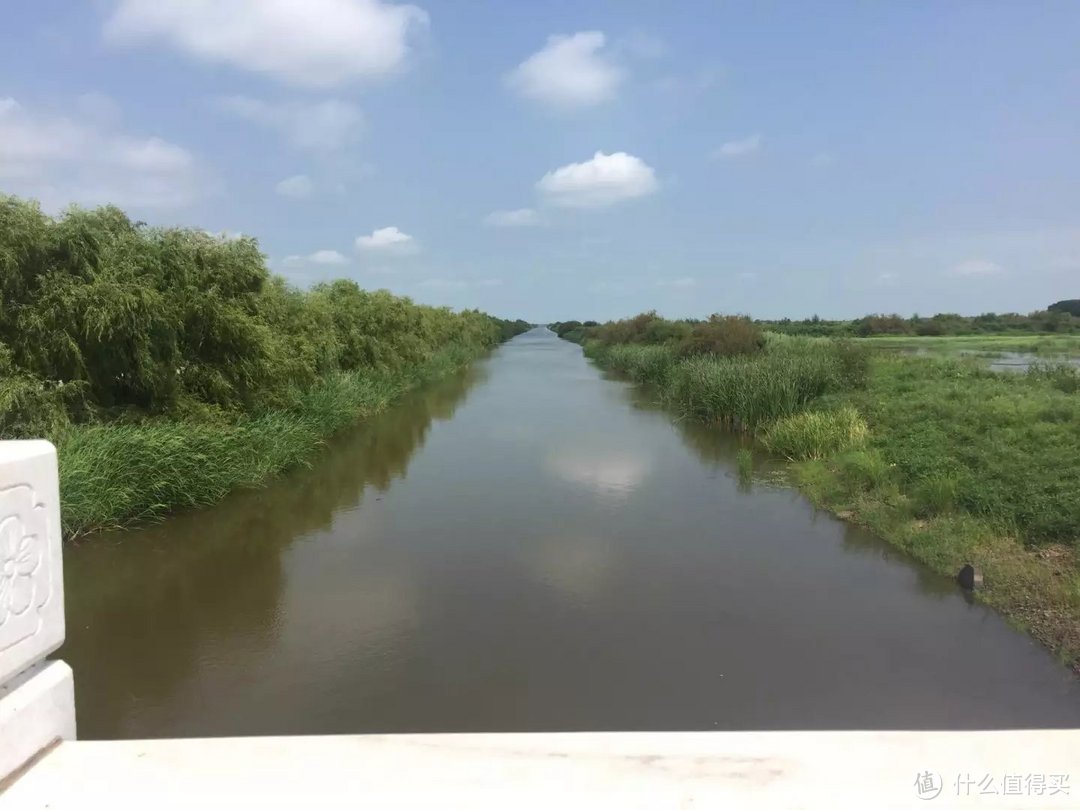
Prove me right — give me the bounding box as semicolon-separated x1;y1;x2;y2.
56;343;491;538
0;194;530;537
559;322;1080;671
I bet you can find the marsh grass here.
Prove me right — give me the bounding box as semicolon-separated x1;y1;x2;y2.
666;345;851;428
763;405;869;460
736;448;753;483
593;344;676;387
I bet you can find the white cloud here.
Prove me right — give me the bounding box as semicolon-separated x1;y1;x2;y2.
657;276;696;289
712;134;761;160
309;249;348;264
537;151;658;208
356;225;416;252
484;208;540;227
949;259;1004;277
506;32;622;109
0;96;208;211
276;174;314;198
105;0;429;89
282;249;348;268
217;96;362;151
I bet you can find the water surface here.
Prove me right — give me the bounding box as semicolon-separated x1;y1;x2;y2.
62;328;1080;738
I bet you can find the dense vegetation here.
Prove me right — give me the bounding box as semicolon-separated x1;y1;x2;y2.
556;305;1080;341
0;194;529;534
554;312;1080;667
761;307;1080;337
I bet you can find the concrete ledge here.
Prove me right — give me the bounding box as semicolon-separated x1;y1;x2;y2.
0;660;74;782
3;729;1078;808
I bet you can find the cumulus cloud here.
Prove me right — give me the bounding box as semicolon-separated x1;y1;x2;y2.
712;134;761;159
275;174;314;198
356;226;416;252
949;259;1004;277
283;249;348;267
537;151;658;208
484;208;540;227
506;32;622;109
217;96;362;151
0;96;208;211
104;0;429;89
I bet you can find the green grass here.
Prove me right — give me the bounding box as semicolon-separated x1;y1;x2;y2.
596;344;676;387
736;448;753;483
57;344;481;537
844;356;1080;543
762;405;869;460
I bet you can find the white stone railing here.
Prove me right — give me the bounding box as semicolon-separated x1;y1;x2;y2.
0;441;75;783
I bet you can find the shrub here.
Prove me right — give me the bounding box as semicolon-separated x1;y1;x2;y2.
675;314;765;358
763;405;869;460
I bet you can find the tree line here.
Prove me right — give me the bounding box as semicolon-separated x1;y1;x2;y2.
0;194;529;439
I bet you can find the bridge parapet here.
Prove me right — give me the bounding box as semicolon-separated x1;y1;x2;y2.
0;441;75;783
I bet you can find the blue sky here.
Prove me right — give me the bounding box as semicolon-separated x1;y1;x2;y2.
1;1;1077;322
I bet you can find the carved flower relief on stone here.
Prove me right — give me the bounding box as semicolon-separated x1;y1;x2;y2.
0;512;40;625
0;484;52;653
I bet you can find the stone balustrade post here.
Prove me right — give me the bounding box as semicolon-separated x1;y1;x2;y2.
0;441;75;783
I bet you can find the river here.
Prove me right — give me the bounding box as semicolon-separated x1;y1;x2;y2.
61;327;1080;739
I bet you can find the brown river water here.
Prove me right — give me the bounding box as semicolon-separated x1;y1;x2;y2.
61;327;1080;739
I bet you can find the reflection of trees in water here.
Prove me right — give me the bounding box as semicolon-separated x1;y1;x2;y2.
619;380;759;475
61;364;483;739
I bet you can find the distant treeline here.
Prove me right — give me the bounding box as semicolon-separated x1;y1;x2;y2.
553;302;1080;342
0;194;529;439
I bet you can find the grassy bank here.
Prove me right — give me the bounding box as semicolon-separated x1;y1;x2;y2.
0;194;530;536
559;315;1080;670
56;344;484;537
